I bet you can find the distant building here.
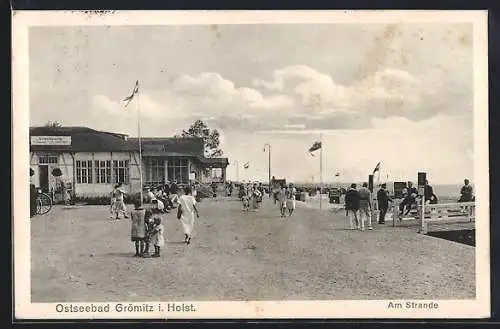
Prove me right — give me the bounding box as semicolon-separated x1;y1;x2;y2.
29;126;229;197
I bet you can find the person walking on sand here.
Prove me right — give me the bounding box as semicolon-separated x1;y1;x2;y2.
344;183;360;230
286;183;297;217
109;184;118;219
278;184;287;218
358;182;373;230
252;183;262;211
178;186;200;245
113;182;128;220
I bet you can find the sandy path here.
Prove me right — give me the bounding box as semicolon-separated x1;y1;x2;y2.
31;197;475;302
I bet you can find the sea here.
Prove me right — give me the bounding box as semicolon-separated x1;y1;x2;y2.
293;182;467;200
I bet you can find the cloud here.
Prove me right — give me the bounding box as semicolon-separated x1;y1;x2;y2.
91;64;471;134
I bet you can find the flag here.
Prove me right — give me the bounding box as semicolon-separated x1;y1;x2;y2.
335;172;340;177
123;80;139;107
243;162;249;169
372;162;381;174
308;141;322;156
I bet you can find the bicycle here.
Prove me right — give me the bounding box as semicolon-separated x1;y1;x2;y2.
35;188;53;215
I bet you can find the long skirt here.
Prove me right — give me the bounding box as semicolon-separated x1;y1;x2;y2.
251;196;258;209
180;210;196;236
286;199;296;210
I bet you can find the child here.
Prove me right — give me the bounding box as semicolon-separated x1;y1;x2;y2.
130;200;146;257
150;216;165;257
142;210;153;257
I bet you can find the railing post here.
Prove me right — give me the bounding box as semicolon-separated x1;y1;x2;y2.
392;203;397;227
419;197;426;234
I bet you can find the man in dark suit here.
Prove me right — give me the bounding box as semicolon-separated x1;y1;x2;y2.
424;180;438;204
344;183;361;230
376;183;391;224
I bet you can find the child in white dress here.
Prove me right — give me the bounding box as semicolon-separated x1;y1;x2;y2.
150;217;165;258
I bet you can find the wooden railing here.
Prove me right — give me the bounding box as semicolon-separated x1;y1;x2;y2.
391;200;475;234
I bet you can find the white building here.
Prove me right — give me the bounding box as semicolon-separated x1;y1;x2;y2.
29;126;229;198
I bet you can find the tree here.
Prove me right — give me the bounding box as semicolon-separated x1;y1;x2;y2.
181;120;223;158
45;121;62;127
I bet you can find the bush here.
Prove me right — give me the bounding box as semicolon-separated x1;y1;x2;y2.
72;193;141;205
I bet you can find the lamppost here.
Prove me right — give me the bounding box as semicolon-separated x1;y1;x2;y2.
263;143;271;195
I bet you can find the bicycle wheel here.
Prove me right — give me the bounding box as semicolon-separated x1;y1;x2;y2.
37;193;52;215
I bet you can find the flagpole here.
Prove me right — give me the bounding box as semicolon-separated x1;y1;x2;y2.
319;132;323;210
136;83;144;206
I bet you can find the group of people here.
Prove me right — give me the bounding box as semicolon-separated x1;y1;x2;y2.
129;185;201;258
274;183;297;218
239;183;264;211
343;178;475;229
344;182;374;230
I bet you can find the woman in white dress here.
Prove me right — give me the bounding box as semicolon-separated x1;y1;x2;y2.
177;186;200;245
286;184;297;217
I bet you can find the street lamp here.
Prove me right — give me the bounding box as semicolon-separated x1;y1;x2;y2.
263;143;271;195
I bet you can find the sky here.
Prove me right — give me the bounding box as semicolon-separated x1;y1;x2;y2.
29;23;474;184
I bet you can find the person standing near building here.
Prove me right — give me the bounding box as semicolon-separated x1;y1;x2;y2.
211;181;218;198
112;183;128;220
178;186;200;245
358;182;373;230
376;183;391;224
344;183;360;230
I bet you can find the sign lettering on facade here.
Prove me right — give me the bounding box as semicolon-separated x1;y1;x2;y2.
30;136;72;146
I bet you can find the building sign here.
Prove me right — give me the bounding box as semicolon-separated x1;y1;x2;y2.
189;172;196;181
31;136;71;146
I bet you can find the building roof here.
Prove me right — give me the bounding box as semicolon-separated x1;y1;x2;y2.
196;157;230;167
29;126;136;152
129;137;204;157
29;126;208;158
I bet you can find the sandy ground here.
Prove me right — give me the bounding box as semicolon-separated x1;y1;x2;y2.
31;196;475;302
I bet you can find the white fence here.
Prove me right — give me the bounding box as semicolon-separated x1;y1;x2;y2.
391;200;475;234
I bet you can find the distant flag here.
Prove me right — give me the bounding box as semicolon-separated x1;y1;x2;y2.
243;162;250;169
308;141;322;156
123;80;139;107
335;172;340;177
372;162;381;174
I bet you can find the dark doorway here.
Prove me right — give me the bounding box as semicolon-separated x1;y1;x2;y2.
39;165;49;193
